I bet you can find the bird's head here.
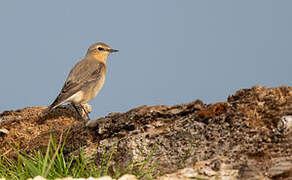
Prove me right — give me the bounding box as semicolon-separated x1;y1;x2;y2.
86;42;118;62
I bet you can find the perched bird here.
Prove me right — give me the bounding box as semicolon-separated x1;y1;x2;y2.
46;42;118;120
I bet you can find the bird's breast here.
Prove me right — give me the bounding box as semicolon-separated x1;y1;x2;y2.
92;74;106;96
83;73;106;103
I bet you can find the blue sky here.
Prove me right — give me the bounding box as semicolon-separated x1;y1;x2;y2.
0;1;291;118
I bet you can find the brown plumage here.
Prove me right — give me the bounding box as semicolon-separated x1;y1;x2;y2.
47;42;118;120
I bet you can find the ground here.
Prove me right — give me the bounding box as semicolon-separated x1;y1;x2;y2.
0;86;291;179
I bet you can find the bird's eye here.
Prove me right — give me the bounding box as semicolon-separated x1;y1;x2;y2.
98;47;104;51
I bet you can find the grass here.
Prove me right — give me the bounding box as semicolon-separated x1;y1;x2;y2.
0;131;158;180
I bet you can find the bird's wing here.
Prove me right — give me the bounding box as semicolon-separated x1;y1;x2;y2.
49;58;105;109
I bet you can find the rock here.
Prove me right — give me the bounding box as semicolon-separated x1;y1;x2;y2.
91;176;113;180
28;176;47;180
118;174;137;180
277;115;292;135
267;157;292;179
0;86;291;179
159;168;200;180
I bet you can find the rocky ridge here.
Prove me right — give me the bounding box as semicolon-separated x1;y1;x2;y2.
0;86;291;179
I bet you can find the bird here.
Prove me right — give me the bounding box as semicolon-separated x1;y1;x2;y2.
46;42;118;120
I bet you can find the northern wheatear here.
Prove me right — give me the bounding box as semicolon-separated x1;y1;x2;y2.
47;42;118;120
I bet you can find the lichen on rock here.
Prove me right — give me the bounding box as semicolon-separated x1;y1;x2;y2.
0;86;291;179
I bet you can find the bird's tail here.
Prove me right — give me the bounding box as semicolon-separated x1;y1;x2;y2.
42;105;53;116
42;98;61;114
48;95;66;111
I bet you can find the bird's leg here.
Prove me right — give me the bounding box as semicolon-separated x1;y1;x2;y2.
80;104;91;120
71;103;84;120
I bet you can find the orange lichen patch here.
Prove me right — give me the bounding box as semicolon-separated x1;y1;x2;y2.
196;110;213;119
196;102;228;119
210;102;228;115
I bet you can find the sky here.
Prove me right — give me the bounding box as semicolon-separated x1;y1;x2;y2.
0;1;291;118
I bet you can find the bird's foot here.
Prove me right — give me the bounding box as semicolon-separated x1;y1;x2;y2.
71;103;92;121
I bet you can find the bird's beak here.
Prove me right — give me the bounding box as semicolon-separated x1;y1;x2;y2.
108;49;119;53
